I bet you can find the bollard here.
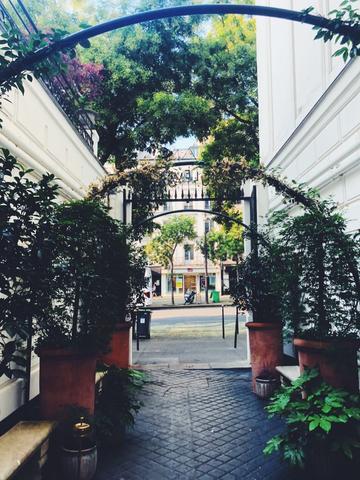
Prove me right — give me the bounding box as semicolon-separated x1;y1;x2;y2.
221;304;225;339
136;311;140;352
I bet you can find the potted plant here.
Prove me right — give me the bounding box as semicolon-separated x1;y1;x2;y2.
34;200;130;419
100;239;146;369
264;368;360;479
95;366;145;446
277;202;360;392
231;244;284;391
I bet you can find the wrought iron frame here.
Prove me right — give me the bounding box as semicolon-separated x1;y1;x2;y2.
0;0;96;150
0;3;359;85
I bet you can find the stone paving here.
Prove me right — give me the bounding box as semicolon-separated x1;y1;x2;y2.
95;368;293;480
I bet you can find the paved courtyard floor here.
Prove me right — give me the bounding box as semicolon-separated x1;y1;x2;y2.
95;368;292;480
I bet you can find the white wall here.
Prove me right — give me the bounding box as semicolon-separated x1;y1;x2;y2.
256;0;360;232
0;78;116;422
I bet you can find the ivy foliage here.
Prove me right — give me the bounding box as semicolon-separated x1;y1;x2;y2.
264;369;360;472
304;0;360;61
0;149;57;378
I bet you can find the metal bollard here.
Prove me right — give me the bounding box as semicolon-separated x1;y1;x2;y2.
234;305;239;348
221;304;225;339
136;311;140;352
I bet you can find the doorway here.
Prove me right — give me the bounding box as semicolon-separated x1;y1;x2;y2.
184;274;196;292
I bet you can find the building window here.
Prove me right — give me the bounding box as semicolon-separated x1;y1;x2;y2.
184;200;193;210
204;199;211;210
183;169;193;182
163;202;171;212
184;244;194;262
204;219;212;234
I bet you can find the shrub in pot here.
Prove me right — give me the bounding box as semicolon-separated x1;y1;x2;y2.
34;200;131;419
230;244;283;390
95;366;146;446
0;149;57;380
100;239;146;369
277;201;360;392
264;368;360;479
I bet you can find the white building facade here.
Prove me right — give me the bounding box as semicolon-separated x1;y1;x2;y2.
256;0;360;230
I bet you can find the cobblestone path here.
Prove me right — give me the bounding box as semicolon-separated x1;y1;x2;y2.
95;369;293;480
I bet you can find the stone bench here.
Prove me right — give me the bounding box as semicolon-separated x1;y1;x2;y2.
276;365;301;386
0;421;56;480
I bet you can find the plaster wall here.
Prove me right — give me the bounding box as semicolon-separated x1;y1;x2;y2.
256;0;360;233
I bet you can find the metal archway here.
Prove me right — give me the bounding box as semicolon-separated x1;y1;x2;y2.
134;208;249;230
1;4;359;84
132;207;265;253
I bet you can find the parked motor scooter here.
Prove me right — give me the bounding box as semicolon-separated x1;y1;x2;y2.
184;289;196;304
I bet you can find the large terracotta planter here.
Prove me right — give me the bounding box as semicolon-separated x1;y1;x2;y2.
39;348;97;420
245;322;283;392
294;338;359;392
100;322;132;368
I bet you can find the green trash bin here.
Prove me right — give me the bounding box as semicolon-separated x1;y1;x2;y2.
212;290;220;303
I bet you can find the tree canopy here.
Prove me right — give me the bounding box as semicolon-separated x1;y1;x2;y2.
25;0;258;173
146;215;196;304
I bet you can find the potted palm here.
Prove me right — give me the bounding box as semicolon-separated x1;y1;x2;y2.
278;202;360;392
231;244;283;391
34;200;130;419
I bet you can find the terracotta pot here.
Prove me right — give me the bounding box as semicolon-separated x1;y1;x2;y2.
294;338;359;392
39;348;97;420
245;322;283;392
100;322;132;369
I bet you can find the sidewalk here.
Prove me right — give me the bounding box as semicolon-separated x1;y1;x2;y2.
151;294;233;308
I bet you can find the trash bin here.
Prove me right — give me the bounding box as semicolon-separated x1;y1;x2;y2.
212;290;220;303
136;309;151;339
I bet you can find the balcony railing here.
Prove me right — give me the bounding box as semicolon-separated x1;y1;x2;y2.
0;0;96;151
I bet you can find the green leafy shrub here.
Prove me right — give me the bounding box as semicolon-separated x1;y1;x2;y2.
0;149;57;377
274;200;360;340
34;200;131;352
264;369;360;473
95;366;146;446
230;244;283;323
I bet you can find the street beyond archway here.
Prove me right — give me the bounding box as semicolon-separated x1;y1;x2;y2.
133;307;248;369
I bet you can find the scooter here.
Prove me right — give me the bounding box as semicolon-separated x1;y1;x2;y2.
184;290;196;304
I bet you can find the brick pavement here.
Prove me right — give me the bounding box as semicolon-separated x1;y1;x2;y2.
95;369;294;480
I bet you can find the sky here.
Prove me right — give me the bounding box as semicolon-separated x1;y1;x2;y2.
169;136;198;149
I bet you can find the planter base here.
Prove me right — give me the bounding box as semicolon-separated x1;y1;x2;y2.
100;323;132;369
245;322;283;392
39;348;97;420
294;338;359;392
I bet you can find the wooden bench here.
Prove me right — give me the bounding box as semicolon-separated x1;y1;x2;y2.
0;421;56;480
276;365;301;386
